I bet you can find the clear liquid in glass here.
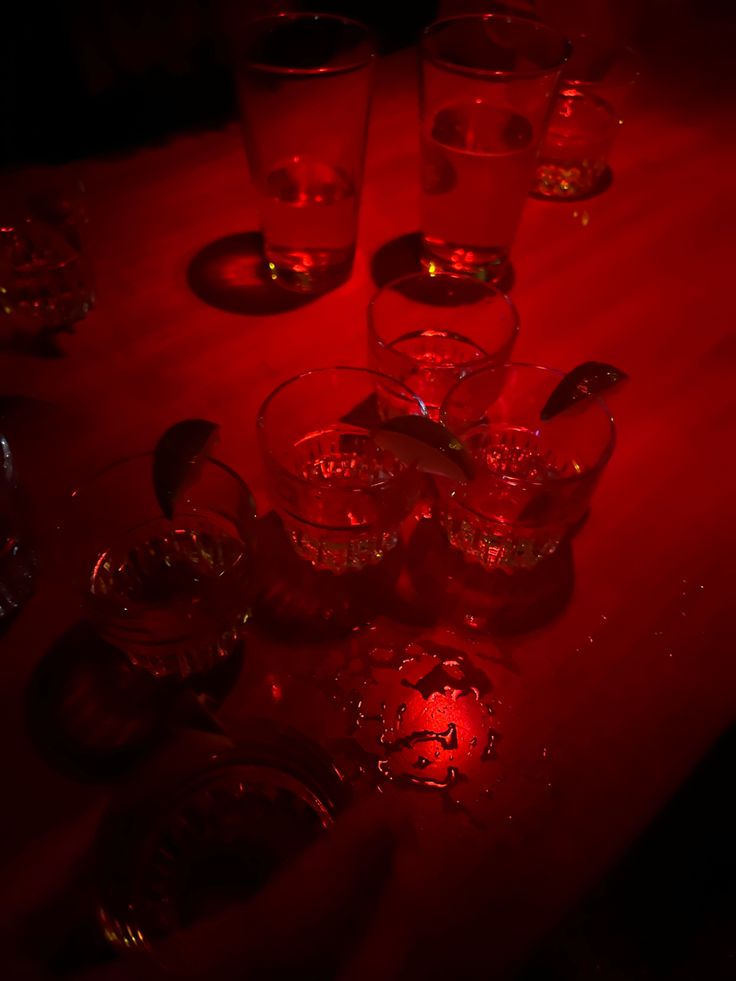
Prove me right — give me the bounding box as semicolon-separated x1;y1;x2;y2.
442;425;577;570
421;102;537;277
386;327;488;419
534;89;617;198
280;425;413;573
260;156;357;292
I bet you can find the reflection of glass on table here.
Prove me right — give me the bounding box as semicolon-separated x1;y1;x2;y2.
368;272;519;420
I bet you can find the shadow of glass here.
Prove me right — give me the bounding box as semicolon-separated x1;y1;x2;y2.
252;512;413;643
406;517;575;635
26;622;244;781
187;232;321;316
0;322;75;358
371;231;516;292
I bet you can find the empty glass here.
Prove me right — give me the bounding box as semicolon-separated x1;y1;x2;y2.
440;363;615;570
419;14;570;281
368;272;519;419
236;13;375;293
257;367;426;573
68;453;257;679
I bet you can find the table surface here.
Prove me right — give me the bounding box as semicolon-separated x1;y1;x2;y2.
1;44;734;981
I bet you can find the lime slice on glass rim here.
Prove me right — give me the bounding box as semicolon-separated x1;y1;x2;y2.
373;415;474;483
541;361;628;421
152;419;220;519
372;362;627;490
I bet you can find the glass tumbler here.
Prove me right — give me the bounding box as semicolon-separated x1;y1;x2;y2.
533;38;641;198
236;13;375;294
440;363;615;570
96;727;348;961
368;272;519;419
419;14;569;281
0;170;94;333
68;453;257;680
257;367;427;574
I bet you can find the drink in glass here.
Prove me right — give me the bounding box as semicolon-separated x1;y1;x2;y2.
0;171;94;333
368;272;519;419
419;14;569;280
258;367;426;573
69;454;257;679
440;363;615;570
534;39;641;198
237;14;375;293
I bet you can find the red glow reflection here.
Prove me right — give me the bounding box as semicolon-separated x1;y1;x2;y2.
344;641;499;797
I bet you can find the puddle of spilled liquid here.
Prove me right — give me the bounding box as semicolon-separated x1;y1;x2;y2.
326;639;501;808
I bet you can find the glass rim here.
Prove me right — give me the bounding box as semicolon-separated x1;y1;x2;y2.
421;13;571;81
70;450;255;506
257;364;427;474
440;361;616;487
562;36;642;89
239;11;376;77
367;272;520;370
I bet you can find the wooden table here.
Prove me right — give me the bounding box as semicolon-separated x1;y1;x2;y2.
1;43;734;981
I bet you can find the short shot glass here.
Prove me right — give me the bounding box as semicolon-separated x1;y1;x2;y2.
368;272;519;420
439;363;615;571
257;367;427;574
68;453;257;680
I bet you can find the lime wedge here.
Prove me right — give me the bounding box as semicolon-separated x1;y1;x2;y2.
152;419;219;519
541;362;627;420
374;415;473;482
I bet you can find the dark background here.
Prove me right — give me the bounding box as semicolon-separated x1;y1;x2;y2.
4;0;733;168
0;1;439;167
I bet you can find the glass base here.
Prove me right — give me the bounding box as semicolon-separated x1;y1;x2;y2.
264;246;354;294
531;162;612;201
419;235;511;287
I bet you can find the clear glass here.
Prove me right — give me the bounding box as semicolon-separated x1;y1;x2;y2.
440;363;615;570
236;13;375;294
419;14;569;280
258;367;426;574
368;272;519;419
0;170;95;333
67;454;257;680
96;730;347;958
533;40;641;199
0;435;35;621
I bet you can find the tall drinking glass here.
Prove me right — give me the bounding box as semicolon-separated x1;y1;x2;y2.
440;363;615;570
368;272;519;419
236;13;375;294
258;367;426;574
419;14;570;280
